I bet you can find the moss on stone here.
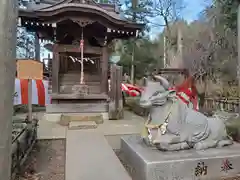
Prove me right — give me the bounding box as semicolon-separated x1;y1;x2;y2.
226;117;240;142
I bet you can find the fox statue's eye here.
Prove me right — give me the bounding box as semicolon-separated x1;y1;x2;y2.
152;91;161;96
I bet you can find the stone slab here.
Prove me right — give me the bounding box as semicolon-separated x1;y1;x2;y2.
37;118;67;140
121;135;240;180
59;114;104;126
43;112;108;123
43;113;62;123
68;121;97;130
66;129;131;180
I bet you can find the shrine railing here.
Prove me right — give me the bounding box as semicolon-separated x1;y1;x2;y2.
204;98;240;113
11;118;38;179
126;97;240;117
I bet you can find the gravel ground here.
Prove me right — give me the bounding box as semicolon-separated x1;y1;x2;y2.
15;140;134;180
14;139;240;180
16;139;65;180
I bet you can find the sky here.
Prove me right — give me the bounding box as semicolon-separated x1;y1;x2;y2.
182;0;209;22
150;0;210;39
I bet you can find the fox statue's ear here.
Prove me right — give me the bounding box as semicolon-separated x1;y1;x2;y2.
154;75;170;90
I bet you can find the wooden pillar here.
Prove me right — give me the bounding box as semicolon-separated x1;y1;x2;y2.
52;44;59;93
34;33;40;61
238;4;240;113
47;53;52;93
177;28;183;68
116;66;123;118
101;46;109;94
0;0;17;179
109;65;117;119
109;65;123;119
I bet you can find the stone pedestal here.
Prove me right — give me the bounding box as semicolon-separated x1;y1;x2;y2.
121;135;240;180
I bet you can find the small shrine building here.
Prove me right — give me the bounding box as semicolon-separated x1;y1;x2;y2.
18;0;143;114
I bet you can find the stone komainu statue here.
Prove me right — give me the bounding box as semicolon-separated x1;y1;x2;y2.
139;75;238;151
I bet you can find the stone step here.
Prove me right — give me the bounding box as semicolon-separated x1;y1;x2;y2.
66;130;131;180
60;78;101;83
68;121;98;130
60;113;104;126
59;84;101;94
121;135;240;180
46;103;108;114
59;81;100;85
59;73;100;82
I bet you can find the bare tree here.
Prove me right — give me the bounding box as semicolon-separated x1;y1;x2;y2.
181;14;238;101
149;0;184;30
182;25;213;77
148;0;185;68
183;10;237;80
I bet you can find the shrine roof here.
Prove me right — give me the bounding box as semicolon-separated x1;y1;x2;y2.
19;0;143;29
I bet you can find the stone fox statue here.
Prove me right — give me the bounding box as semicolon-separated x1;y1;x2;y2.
139;75;236;151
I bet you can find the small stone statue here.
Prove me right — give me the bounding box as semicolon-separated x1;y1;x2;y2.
139;75;237;151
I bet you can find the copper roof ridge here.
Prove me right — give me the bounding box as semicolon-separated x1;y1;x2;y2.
19;1;144;29
38;0;101;11
37;0;70;11
35;4;132;23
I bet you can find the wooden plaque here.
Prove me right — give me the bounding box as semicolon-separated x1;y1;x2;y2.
17;59;43;80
